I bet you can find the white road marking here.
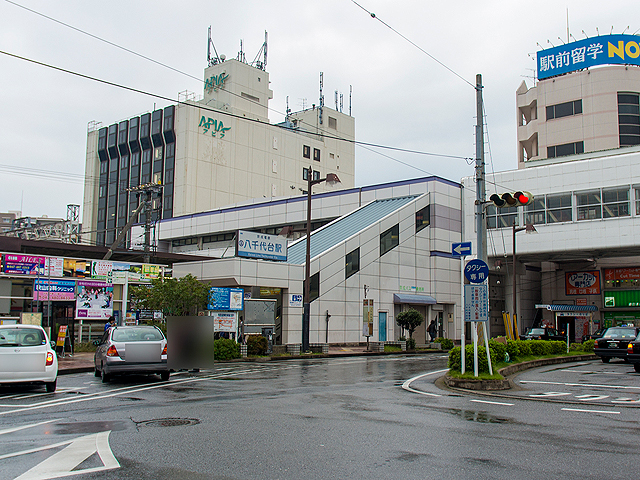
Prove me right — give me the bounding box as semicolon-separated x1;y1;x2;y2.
10;388;85;401
574;394;610;401
0;419;61;436
566;370;626;375
529;392;573;397
520;380;640;391
611;398;640;404
561;408;620;415
0;431;119;480
401;369;448;397
470;399;514;406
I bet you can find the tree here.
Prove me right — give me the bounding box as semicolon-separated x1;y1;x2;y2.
396;309;424;339
130;274;209;317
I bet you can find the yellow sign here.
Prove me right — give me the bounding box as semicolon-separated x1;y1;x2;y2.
56;325;67;347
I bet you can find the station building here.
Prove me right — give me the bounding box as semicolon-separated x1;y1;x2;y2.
463;34;640;341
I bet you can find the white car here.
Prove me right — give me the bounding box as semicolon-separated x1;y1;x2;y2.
0;325;58;392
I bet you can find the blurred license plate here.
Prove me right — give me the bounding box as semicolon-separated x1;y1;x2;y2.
608;342;619;348
125;343;161;362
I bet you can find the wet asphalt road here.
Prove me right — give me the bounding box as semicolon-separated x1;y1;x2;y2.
1;354;639;479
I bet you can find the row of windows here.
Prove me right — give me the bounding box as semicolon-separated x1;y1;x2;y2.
303;145;321;161
302;168;321;181
547;141;584;159
546;99;582;120
619;92;640;146
487;186;640;229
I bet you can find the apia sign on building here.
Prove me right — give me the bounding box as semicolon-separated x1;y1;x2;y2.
537;35;640;80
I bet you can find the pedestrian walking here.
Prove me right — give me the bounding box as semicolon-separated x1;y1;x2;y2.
428;319;437;342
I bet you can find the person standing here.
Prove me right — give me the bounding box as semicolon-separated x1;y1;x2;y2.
428;319;437;342
104;316;116;331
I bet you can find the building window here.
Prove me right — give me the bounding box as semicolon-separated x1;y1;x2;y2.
328;116;337;129
380;224;399;256
313;170;320;181
97;209;106;222
307;272;319;302
154;146;163;160
524;197;545;225
486;205;518;229
346;248;360;279
546;99;582;120
618;92;640;146
635;187;640;215
313;148;320;161
100;162;108;174
99;185;106;198
546;194;572;223
303;145;311;158
303;167;309;181
602;187;630;218
415;205;430;232
577;190;602;220
131;152;140;167
547;141;584;158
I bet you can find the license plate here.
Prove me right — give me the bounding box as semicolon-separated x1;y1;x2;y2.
608;342;619;348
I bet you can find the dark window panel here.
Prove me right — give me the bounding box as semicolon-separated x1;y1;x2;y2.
151;109;164;147
163;105;176;143
140;113;152;150
618;93;639;105
117;121;129;155
128;116;141;153
98;127;109;162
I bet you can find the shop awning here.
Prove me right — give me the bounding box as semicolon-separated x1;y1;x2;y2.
393;294;437;305
535;304;598;313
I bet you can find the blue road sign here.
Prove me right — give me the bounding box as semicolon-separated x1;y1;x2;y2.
452;242;472;257
464;259;489;284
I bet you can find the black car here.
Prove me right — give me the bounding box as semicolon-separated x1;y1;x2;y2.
519;327;565;341
626;332;640;372
594;327;640;363
582;327;607;343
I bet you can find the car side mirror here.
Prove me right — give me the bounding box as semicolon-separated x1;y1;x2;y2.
93;340;100;346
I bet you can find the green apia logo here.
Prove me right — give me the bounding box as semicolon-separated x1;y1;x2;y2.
199;116;231;138
205;72;228;93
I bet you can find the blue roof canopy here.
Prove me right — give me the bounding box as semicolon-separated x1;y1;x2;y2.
393;294;437;305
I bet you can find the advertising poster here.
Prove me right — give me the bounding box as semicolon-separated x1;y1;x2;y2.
207;287;244;311
91;260;113;281
44;257;64;277
75;280;113;319
34;279;76;301
213;311;237;332
64;259;89;277
566;271;600;295
142;264;161;280
3;254;45;275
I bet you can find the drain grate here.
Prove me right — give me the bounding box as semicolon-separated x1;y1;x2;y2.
137;418;200;428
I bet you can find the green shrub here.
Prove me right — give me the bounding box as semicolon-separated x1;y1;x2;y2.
516;340;532;356
582;339;595;352
406;338;416;350
213;338;240;361
570;342;583;352
435;337;454;350
488;339;506;362
549;340;566;354
73;342;96;352
246;335;268;356
448;344;498;373
505;339;520;358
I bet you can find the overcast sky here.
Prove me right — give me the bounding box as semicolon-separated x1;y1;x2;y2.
0;0;636;219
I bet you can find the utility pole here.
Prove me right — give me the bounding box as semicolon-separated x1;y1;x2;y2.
475;74;486;266
120;183;163;264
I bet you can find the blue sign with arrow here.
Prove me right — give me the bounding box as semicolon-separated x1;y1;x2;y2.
464;259;489;284
452;242;472;257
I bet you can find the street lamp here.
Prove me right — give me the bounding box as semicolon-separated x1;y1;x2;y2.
512;221;536;338
303;167;340;352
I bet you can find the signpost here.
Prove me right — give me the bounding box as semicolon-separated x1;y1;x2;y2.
452;242;472;257
462;256;493;377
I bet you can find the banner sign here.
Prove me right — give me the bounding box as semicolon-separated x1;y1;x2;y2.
91;260;113;280
207;287;244;311
63;259;89;277
34;279;76;301
75;280;113;319
3;254;45;275
464;284;489;322
566;271;600;295
538;35;640;80
362;299;374;336
604;267;640;281
45;257;64;277
237;230;287;262
56;325;67;347
212;311;237;333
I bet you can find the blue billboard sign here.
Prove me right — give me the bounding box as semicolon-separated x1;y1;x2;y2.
237;230;287;262
537;35;640;80
208;287;244;311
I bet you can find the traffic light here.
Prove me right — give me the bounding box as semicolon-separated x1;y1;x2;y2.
489;191;533;208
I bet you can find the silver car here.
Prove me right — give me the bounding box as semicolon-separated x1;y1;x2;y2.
0;325;58;392
94;325;169;383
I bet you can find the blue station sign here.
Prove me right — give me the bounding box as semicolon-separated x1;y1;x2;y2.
537;35;640;80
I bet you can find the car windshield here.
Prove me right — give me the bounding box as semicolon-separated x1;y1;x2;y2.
0;328;46;347
112;327;164;342
603;327;637;339
527;328;545;335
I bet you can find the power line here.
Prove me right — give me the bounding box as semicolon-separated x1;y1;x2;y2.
350;0;476;89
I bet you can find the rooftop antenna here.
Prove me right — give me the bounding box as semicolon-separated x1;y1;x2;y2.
547;39;555;47
334;90;338;111
570;34;577;42
319;72;324;125
340;93;343;113
349;85;352;116
581;29;589;38
285;95;291;121
536;42;544;49
250;31;268;71
238;39;246;63
557;37;565;45
207;26;221;66
610;25;614;35
566;8;570;43
595;27;600;36
633;27;640;35
622;26;629;34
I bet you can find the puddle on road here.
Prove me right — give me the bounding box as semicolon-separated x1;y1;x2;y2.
445;407;513;424
54;421;128;435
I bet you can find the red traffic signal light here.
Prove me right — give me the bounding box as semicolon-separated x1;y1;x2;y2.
489;191;533;208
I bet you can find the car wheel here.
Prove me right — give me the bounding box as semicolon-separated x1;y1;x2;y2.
94;367;101;377
160;371;170;381
602;357;610;363
634;364;640;373
45;379;57;393
101;367;110;383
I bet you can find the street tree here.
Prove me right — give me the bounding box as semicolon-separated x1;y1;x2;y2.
130;274;210;317
396;309;424;339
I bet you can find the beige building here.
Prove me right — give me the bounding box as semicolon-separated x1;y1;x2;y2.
83;56;355;247
517;65;640;167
